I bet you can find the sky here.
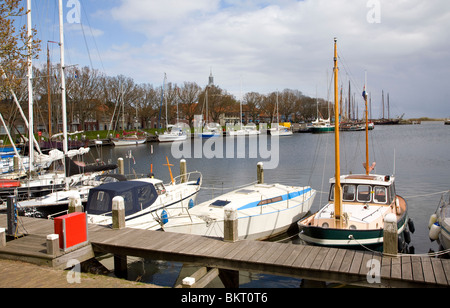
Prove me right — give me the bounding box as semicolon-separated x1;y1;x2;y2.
28;0;450;119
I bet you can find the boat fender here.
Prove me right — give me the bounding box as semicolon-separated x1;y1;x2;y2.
404;229;411;244
161;210;168;224
428;214;437;229
188;199;194;209
408;218;415;234
398;235;404;252
395;197;401;215
429;222;441;241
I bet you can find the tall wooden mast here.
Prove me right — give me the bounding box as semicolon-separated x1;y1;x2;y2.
333;38;341;221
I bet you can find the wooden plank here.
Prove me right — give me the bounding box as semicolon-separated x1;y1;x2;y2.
442;259;450;286
310;247;330;270
300;246;322;269
401;256;412;282
431;258;448;286
329;248;347;272
410;256;424;283
339;250;355;273
421;257;436;284
291;245;314;268
358;252;374;277
348;251;364;275
235;241;264;262
263;243;290;265
320;248;339;271
380;256;392;280
280;244;305;267
248;242;278;263
391;257;402;280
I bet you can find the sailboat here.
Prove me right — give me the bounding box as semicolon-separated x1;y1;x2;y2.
156;74;188;142
298;38;412;252
269;92;293;136
198;87;221;138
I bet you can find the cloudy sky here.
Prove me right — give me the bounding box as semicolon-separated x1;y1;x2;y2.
30;0;450;119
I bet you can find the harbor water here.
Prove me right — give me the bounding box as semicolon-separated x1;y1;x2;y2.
89;121;450;287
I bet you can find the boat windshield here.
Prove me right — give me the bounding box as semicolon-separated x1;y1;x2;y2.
87;182;158;216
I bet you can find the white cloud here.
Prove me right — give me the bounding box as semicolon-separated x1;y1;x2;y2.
100;0;450;117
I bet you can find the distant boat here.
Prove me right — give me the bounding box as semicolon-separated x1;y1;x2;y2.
112;131;147;146
157;123;189;142
199;122;222;138
444;118;450;125
311;117;334;133
227;122;261;136
298;39;413;252
269;92;293;136
162;182;316;240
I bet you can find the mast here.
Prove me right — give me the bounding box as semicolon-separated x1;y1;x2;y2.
47;43;52;137
27;0;34;172
333;38;342;221
59;0;69;189
364;72;369;175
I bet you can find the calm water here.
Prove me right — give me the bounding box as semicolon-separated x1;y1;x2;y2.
91;121;450;287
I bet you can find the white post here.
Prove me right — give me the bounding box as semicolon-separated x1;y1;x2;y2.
383;213;398;256
0;228;6;247
46;234;60;255
112;196;126;230
224;205;238;242
68;193;83;213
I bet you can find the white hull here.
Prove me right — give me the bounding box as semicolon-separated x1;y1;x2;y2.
162;183;316;240
157;134;188;142
227;130;261;136
112;138;147;146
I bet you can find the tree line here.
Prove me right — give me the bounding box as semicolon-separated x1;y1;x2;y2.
1;64;333;135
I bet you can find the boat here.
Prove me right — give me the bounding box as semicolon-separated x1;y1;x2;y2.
157;123;189;142
86;171;202;230
112;131;147;146
428;191;450;255
161;182;315;240
298;38;413;252
311;117;334;133
269;92;293;136
227;122;261;136
444;118;450;125
199;122;222;138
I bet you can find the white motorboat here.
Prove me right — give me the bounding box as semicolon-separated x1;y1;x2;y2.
161;182;316;241
227;123;261;136
112;133;147;146
157;123;189;142
269;123;293;136
198;123;222;138
86;172;202;230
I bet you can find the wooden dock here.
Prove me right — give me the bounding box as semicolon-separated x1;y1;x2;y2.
1;214;449;288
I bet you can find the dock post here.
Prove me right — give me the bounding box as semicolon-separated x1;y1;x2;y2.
112;196;126;230
180;159;187;183
46;234;60;255
68;193;83;213
182;277;196;288
383;213;398;256
118;158;124;175
257;162;264;184
0;228;5;247
13;156;19;173
224;205;238;242
6;196;17;237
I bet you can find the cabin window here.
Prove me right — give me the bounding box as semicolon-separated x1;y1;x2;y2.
121;190;135;216
155;183;166;195
88;191;112;214
373;186;387;204
258;196;283;206
342;185;356;201
137;185;157;210
357;185;371;202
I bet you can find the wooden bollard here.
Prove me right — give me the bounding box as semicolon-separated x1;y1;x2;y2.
180;159;187;183
13;156;19;173
0;228;6;247
112;196;126;230
257;162;264;184
68;193;83;213
46;234;59;255
383;213;398;256
224;205;238;242
118;158;124;175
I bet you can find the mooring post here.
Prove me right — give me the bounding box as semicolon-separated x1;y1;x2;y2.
180;159;187;183
0;228;6;247
118;157;124;175
182;277;196;288
383;213;398;257
224;205;238;242
68;193;83;213
13;156;19;173
6;196;17;237
112;196;126;230
257;162;264;184
46;234;60;255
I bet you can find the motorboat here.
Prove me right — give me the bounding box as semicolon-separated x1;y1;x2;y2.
161;182;316;241
86;172;202;230
157;123;189;142
429;191;450;255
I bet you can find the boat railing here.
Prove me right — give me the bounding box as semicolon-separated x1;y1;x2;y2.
169;171;202;186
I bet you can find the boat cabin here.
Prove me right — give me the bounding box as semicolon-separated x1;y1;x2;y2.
86;180;165;216
329;174;396;205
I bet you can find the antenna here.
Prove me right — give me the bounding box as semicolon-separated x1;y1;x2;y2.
393;148;396;175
